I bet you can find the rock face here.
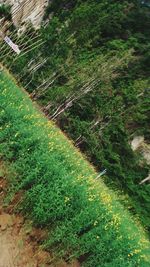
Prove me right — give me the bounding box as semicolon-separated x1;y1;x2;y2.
131;135;150;184
0;0;48;29
131;136;144;151
131;135;150;164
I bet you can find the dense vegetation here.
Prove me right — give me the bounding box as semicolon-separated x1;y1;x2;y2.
0;0;150;235
0;69;150;266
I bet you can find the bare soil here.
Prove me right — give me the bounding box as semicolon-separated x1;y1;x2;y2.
0;177;51;267
0;175;80;267
0;212;39;267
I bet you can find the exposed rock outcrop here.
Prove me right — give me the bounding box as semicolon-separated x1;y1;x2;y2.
131;136;150;165
131;136;150;184
0;0;48;29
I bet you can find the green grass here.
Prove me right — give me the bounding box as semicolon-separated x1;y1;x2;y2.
0;68;150;266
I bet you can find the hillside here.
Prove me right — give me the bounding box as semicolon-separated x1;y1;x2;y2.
0;0;150;236
0;1;150;265
0;68;150;266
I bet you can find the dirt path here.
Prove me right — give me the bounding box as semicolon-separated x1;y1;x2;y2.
0;212;41;267
0;175;50;267
0;175;80;267
0;211;80;267
0;209;53;267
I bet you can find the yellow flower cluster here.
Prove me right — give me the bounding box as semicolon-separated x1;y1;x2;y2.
100;191;112;204
93;220;98;226
64;196;70;203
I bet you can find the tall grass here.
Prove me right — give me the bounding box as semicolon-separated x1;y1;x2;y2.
0;68;150;266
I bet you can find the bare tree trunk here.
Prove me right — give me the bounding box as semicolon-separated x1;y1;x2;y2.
50;77;100;120
139;175;150;185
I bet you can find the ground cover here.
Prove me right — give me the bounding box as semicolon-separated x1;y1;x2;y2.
0;69;150;267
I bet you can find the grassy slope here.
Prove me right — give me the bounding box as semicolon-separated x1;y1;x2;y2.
0;68;150;266
1;1;150;235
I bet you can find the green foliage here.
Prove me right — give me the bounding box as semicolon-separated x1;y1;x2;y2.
1;0;150;245
0;4;11;19
0;70;150;266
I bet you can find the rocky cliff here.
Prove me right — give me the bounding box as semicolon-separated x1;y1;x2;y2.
0;0;48;29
